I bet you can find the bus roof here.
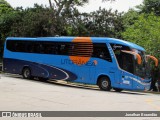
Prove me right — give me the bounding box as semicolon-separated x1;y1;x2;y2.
6;37;145;51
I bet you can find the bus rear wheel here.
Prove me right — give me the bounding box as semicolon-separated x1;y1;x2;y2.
98;77;111;91
22;67;32;79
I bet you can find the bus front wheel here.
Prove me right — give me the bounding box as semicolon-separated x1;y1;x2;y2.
22;67;32;79
98;77;111;91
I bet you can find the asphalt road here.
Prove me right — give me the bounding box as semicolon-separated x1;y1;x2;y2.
0;73;160;120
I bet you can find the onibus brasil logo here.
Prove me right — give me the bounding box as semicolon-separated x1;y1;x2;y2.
1;112;42;118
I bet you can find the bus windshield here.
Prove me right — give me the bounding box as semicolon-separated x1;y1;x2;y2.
110;44;150;79
133;49;151;79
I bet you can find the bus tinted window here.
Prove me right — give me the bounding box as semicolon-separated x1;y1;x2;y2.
43;43;58;54
92;43;112;62
69;42;93;57
7;40;112;61
7;40;26;52
58;43;70;55
6;40;70;55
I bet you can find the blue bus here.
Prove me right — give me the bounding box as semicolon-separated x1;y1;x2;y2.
3;37;152;91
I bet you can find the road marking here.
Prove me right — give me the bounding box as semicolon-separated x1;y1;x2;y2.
145;99;160;110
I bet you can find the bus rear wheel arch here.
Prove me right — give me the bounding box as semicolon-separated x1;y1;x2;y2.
22;67;32;79
97;76;111;91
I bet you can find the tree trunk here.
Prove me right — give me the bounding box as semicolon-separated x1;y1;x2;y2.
49;0;53;9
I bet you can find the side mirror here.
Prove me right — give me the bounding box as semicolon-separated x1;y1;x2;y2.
146;55;158;67
121;50;142;65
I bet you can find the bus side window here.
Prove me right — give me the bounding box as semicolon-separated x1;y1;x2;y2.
7;40;28;52
26;42;34;53
92;43;112;62
51;43;58;54
43;43;57;54
34;43;44;53
14;42;26;52
6;40;13;51
58;43;69;55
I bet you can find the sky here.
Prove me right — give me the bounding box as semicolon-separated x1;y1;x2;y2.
6;0;143;13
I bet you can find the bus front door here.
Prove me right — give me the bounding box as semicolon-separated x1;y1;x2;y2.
120;71;133;89
119;53;134;90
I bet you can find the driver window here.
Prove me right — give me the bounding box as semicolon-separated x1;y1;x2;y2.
110;44;134;74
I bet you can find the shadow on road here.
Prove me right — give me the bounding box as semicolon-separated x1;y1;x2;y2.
2;73;154;96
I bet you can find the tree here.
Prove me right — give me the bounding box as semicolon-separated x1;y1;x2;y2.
48;0;88;15
47;0;116;36
137;0;160;16
0;0;14;60
0;0;13;15
122;9;139;29
0;4;55;60
122;13;160;60
63;7;124;37
84;8;123;37
9;4;53;37
48;0;115;12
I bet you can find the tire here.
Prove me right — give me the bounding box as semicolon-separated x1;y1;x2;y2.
113;88;123;92
22;67;32;79
98;77;111;91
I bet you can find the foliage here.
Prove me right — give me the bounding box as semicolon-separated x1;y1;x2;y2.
122;13;160;60
86;8;123;37
64;8;123;37
10;5;53;37
122;9;139;29
123;0;160;66
48;0;117;35
0;0;14;58
0;0;13;15
137;0;160;16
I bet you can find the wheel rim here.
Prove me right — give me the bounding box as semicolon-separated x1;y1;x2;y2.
24;69;30;78
101;80;108;89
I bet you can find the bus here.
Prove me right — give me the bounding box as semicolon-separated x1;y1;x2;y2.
3;37;155;91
